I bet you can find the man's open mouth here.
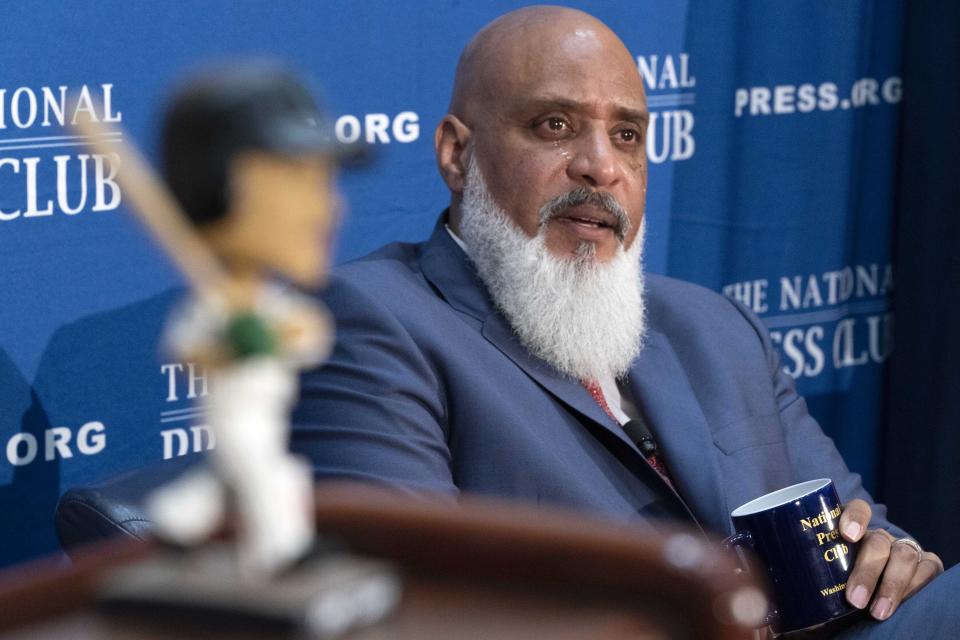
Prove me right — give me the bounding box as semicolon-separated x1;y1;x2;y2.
563;215;614;228
554;205;620;234
538;189;630;241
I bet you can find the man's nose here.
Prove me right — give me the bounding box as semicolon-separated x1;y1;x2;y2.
565;127;622;188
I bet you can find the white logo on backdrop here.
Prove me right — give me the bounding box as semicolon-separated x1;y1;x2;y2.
637;53;696;164
0;83;123;220
159;362;214;460
723;263;893;379
4;421;107;467
335;111;420;144
734;77;902;118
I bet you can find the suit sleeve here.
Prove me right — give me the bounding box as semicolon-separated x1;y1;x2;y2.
290;275;457;497
727;297;910;539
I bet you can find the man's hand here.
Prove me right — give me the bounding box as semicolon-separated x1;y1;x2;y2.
840;499;944;620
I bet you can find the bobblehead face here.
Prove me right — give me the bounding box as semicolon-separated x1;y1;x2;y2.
203;150;338;288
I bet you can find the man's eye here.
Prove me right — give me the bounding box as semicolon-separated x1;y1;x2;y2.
616;128;641;144
534;116;572;136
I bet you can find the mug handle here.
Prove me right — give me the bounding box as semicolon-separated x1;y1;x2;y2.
721;532;779;628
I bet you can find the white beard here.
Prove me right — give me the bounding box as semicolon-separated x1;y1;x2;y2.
458;157;646;382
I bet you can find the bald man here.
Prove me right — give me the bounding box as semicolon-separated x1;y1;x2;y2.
292;7;957;636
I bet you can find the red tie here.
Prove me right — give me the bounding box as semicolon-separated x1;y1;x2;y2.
583;380;618;422
582;380;676;490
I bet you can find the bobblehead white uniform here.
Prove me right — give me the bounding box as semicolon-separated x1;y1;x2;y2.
146;284;331;577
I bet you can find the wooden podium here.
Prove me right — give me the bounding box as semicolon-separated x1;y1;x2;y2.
0;485;765;639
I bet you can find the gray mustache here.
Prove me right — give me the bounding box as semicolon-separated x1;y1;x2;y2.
537;188;631;241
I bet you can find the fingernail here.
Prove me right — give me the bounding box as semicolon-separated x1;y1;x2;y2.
849;584;869;609
843;522;862;541
871;597;893;620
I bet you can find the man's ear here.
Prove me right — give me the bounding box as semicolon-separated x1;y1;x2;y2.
435;114;472;192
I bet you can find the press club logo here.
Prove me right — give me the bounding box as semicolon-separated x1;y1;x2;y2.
722;263;894;381
159;362;214;460
0;83;123;221
734;77;902;118
636;53;696;164
334;111;420;145
4;421;107;467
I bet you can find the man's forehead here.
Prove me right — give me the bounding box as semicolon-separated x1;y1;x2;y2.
450;7;644;123
511;94;649;125
488;32;643;103
495;52;647;117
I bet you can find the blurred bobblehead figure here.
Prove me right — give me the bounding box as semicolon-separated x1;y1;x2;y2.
143;63;349;577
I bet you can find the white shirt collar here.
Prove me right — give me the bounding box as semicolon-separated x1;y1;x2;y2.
445;224;469;253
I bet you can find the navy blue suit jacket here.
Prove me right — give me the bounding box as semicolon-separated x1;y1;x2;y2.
292;218;903;537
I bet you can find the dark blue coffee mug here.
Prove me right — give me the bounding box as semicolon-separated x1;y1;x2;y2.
723;478;859;634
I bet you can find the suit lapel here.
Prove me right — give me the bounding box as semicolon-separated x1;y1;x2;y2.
419;216;717;526
480;315;640;453
419;218;642;453
419;218;492;320
627;330;729;532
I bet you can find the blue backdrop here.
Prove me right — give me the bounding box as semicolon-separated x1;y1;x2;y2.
1;1;950;569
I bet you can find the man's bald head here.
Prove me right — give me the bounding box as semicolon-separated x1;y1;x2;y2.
449;6;640;122
435;6;648;262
